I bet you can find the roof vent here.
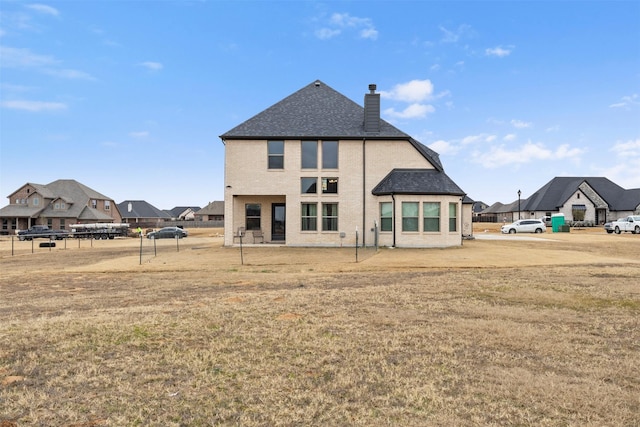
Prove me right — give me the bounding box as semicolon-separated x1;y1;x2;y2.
368;84;377;93
314;80;321;87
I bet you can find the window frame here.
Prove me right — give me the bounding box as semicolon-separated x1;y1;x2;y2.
245;203;261;231
301;140;318;169
322;203;338;231
449;202;457;232
301;177;317;194
301;203;317;231
380;202;393;232
268;140;284;169
402;202;419;232
321;177;338;194
423;202;441;232
322;140;338;169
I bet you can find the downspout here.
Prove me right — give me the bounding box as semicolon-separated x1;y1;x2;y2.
391;193;396;248
362;138;366;248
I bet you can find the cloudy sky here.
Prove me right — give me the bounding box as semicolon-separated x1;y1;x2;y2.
1;1;638;209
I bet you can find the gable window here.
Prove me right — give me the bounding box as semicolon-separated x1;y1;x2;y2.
268;140;284;169
322;141;338;169
301;203;317;231
322;178;338;194
423;202;440;232
245;204;261;230
380;202;393;232
402;202;419;232
572;204;586;221
301;178;317;194
91;199;97;209
54;203;60;209
449;203;457;232
301;141;317;169
322;203;338;231
105;200;110;210
33;197;39;206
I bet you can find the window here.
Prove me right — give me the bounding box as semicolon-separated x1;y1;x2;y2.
402;202;419;232
33;197;39;206
322;141;338;169
60;203;65;209
322;178;338;194
301;178;317;194
449;203;457;232
380;202;393;232
54;203;60;209
572;204;586;221
245;204;261;230
91;199;97;209
59;219;65;230
301;203;317;231
301;141;317;169
423;202;440;232
105;200;110;210
322;203;338;231
47;219;53;227
268;140;284;169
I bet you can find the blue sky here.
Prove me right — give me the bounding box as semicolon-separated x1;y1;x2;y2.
1;1;639;209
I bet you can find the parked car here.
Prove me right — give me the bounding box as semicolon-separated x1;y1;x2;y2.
146;227;188;239
604;221;615;234
501;219;547;234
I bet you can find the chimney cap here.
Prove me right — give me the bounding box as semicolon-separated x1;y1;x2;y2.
368;84;377;93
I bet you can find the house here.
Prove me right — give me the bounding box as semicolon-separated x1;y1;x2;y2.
117;200;171;226
220;80;470;248
165;206;201;221
483;177;640;225
195;201;224;221
0;179;121;234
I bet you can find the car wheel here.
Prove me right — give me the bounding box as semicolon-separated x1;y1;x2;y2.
509;229;516;234
535;228;542;233
615;227;621;234
634;226;640;234
606;230;613;234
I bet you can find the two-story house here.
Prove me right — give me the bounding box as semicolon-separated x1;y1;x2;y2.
0;179;122;234
220;81;470;248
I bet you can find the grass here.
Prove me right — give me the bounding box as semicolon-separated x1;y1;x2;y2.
1;228;639;426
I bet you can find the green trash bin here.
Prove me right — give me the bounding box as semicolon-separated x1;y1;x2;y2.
551;214;565;232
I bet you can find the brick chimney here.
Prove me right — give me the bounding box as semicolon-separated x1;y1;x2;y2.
364;84;380;133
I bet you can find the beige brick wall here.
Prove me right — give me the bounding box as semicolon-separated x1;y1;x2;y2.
224;138;464;247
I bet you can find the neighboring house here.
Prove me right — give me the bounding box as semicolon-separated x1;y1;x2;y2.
117;200;171;226
0;179;122;234
220;80;470;248
482;177;640;224
195;201;224;221
165;206;201;221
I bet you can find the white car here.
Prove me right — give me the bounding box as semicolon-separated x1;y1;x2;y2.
501;219;547;234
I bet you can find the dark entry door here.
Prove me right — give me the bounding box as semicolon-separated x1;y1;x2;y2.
272;204;285;241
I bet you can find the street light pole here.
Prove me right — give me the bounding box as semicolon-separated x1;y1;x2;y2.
518;189;521;220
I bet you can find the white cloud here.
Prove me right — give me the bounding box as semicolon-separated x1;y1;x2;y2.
461;134;495;145
383;103;435;119
471;141;584;169
138;61;163;71
503;133;517;141
26;4;60;16
610;138;640;157
129;131;149;138
429;139;459;155
44;68;96;81
380;79;434;103
315;12;377;40
1;100;67;112
0;46;57;68
511;119;532;129
439;24;473;43
486;46;513;57
609;94;639;109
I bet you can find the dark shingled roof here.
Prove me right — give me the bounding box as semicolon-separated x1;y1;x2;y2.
220;80;443;171
117;200;171;219
521;177;635;211
372;169;466;196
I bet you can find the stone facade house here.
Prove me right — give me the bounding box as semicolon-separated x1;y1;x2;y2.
220;81;470;248
0;179;121;234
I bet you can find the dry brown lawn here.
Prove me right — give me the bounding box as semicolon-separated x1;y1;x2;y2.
1;226;639;426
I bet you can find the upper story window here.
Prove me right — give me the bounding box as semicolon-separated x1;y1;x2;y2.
105;200;110;210
322;178;338;194
301;178;317;194
301;141;317;169
322;141;338;169
91;200;97;209
268;140;284;169
33;197;39;206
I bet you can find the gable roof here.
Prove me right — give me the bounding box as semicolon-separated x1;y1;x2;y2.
117;200;170;219
371;169;465;196
166;206;201;217
220;80;443;171
196;201;224;215
521;177;631;211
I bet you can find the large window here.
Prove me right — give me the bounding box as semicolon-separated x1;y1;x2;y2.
423;202;440;232
449;203;457;232
322;203;338;231
572;204;586;221
301;203;317;231
301;178;317;194
380;202;392;232
322;140;338;169
33;197;39;206
301;141;317;169
246;204;261;230
268;140;284;169
322;178;338;194
402;202;419;232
